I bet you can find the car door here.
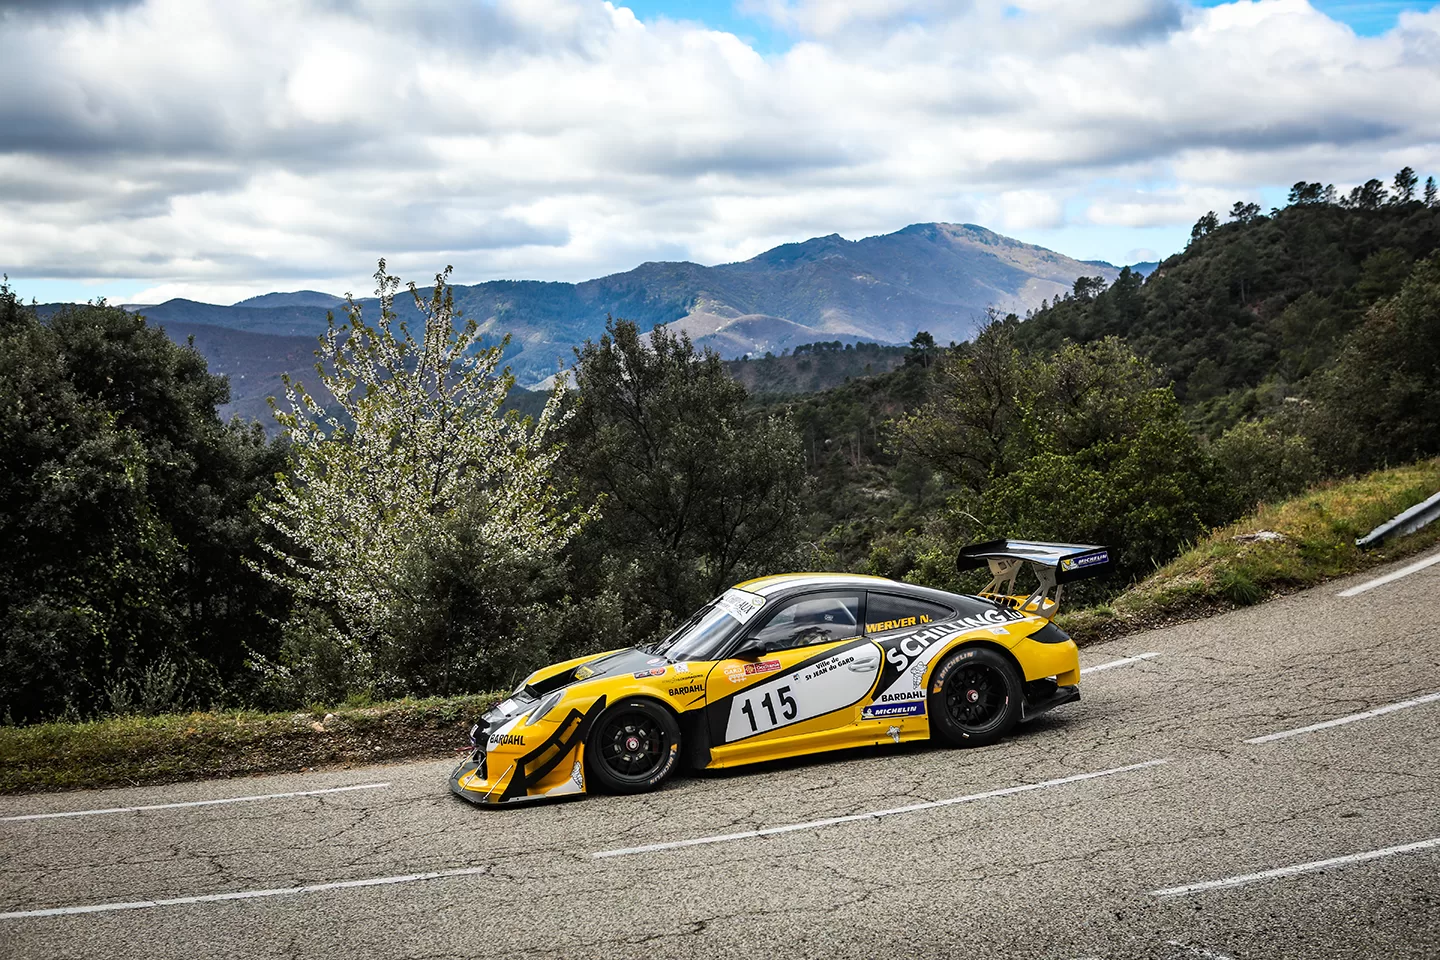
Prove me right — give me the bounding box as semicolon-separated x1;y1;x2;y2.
854;590;962;738
703;590;883;765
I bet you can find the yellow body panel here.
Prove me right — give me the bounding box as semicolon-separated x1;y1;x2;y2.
703;636;865;767
451;584;1080;805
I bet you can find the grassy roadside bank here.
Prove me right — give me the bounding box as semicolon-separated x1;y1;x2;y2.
1057;458;1440;643
4;459;1437;796
0;693;502;794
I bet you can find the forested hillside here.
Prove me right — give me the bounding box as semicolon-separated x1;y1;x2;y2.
778;169;1440;584
1011;174;1440;434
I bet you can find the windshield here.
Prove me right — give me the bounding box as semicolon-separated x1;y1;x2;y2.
651;587;766;662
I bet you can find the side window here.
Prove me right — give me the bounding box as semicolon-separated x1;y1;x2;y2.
749;594;861;650
865;593;954;634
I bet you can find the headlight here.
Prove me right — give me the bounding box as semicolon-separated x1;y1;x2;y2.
482;697;526;725
527;690;565;725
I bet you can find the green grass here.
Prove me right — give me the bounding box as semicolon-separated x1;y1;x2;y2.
1058;458;1440;643
0;692;503;794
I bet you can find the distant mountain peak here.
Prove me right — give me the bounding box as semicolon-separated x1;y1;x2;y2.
232;290;344;309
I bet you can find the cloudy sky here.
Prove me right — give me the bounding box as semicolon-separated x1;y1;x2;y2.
3;0;1438;306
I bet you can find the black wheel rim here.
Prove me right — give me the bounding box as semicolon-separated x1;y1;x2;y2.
598;711;668;782
944;663;1007;732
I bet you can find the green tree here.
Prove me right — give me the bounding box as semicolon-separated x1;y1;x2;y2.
1274;292;1345;381
379;504;626;696
905;330;938;368
978;385;1220;579
255;262;589;698
1229;201;1262;223
1190;211;1220;242
1305;253;1440;472
894;320;1026;491
1071;275;1108;301
565;318;807;632
1344;179;1388;210
0;286;286;722
1211;419;1320;512
1392;166;1418;204
1355;248;1414;303
896;335;1223;582
1426;176;1438;207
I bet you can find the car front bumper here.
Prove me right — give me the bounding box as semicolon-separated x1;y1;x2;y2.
449;699;605;805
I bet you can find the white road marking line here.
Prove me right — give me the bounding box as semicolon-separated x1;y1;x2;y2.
592;758;1170;859
1244;691;1440;744
1337;550;1440;597
1151;836;1440;898
1081;652;1160;674
0;865;489;920
1166;941;1235;960
0;782;391;823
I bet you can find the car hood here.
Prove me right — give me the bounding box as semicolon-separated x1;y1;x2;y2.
567;647;669;684
483;647;671;731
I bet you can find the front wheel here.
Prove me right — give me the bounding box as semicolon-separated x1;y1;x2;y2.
927;647;1022;747
585;699;682;794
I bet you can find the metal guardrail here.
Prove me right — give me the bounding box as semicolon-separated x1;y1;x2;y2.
1356;490;1440;549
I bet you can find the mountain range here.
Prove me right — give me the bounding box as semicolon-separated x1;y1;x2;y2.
44;222;1143;421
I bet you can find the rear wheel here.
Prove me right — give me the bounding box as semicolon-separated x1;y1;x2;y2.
927;646;1022;747
585;699;682;794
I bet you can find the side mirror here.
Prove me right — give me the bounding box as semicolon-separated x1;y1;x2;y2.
734;635;776;658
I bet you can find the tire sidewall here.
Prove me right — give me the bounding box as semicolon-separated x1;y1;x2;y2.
585;698;682;794
927;646;1021;747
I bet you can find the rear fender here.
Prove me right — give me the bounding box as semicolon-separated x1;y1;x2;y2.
925;637;1025;691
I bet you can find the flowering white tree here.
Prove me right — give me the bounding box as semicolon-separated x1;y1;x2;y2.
255;261;591;691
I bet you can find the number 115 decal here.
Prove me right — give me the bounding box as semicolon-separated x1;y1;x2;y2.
722;644;877;743
738;685;798;733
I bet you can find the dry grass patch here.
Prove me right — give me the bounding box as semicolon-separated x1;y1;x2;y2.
0;693;503;794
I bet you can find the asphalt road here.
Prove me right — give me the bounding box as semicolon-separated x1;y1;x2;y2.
3;554;1439;960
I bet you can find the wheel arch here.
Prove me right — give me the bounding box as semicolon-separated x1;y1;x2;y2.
589;692;685;734
598;689;704;768
928;637;1024;689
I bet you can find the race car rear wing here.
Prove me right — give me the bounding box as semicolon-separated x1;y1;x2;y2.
956;540;1111;619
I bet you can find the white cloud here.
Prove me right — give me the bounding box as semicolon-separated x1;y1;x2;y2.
1;0;1438;300
1084;185;1245;228
976;190;1067;231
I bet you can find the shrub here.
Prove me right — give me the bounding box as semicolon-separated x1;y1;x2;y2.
1212;418;1321;513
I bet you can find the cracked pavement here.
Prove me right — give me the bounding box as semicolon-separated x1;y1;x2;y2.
2;555;1438;959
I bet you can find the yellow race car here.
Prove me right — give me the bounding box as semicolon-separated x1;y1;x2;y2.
450;540;1109;805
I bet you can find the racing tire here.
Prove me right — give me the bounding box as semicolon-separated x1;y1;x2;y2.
927;646;1022;748
585;699;683;794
